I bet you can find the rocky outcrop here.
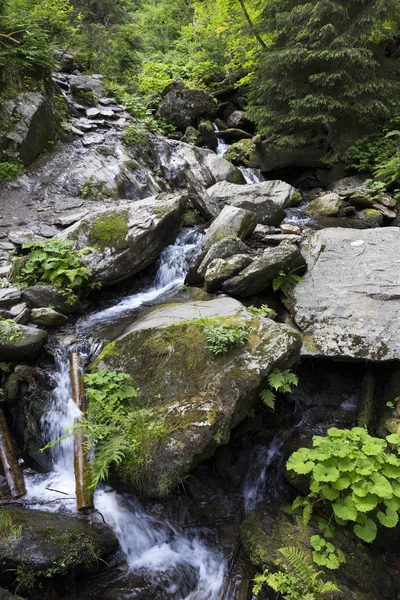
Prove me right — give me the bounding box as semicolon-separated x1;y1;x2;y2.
204;254;252;292
202;205;257;250
30;308;68;327
288;228;400;360
248;143;325;172
206;180;300;225
91;296;302;496
157;87;217;130
0;325;47;362
198;236;251;277
59;193;186;286
306;192;342;217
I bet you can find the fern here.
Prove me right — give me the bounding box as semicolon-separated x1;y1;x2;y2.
260;368;298;410
272;269;304;297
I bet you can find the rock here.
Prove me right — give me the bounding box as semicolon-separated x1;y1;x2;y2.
226;110;253;131
99;97;117;106
198;236;250;277
379;196;397;208
204;255;252;292
222;242;306;297
346;191;375;209
0;507;118;589
9;302;27;317
357;208;383;227
197;121;218;150
0;91;57;166
187;184;220;220
306;192;342;217
0;324;47;361
69;75;104;105
56;211;88;227
30;308;68;327
216;129;252;143
157;87;217;130
59;193;186;286
240;502;395;600
82;133;105;146
151;137;245;188
13;308;30;325
310;216;370;230
0;287;21;308
373;203;397;219
0;587;18;599
262;234;303;246
182;125;199;145
280;224;301;235
91;296;302;496
248;144;325;173
288;228;400;360
203;206;258;250
53;50;76;73
86;108;100;119
71;126;85;136
330;175;371;193
22;284;80;314
206;180;299;225
7;229;41;245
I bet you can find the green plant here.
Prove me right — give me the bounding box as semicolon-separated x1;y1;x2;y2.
287;427;400;545
0;318;22;344
79;179;103;199
11;239;94;305
0;508;23;543
201;320;248;355
253;546;340;598
247;304;274;317
260;368;298;409
0;161;23;182
309;535;346;570
273;269;304;297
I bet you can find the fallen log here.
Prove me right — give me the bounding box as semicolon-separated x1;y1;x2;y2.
70;353;93;511
0;406;26;498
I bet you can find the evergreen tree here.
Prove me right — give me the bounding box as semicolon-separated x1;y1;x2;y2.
247;0;400;155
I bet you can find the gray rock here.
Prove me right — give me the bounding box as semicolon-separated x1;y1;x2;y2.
86;107;100;118
222;242;306;297
22;284;80;314
198;236;250;278
59;193;186;286
288;228;400;360
207;180;299;225
330;175;371;192
306;192;342;217
226;110;252;130
0;287;21;308
262;234;303;246
0;324;47;361
216;128;252;143
7;229;41;245
99;97;117;106
56;211;88;227
53;50;76;73
13;307;30;325
92;296;301;496
0;243;14;251
82;133;105;146
99;108;117;119
70;125;85;136
69;74;104;105
373;203;397;219
204;254;253;292
30;308;69;326
203;205;258;250
9;302;27;317
356;208;384;227
157;87;217;130
248;144;325;173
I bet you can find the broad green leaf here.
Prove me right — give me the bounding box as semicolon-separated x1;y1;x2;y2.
318;519;335;538
382;464;400;479
321;485;339;501
352;493;379;513
286;449;314;474
313;464;340;482
354;519;377;542
377;508;399;528
332;477;350;491
370;473;393;499
333;496;358;522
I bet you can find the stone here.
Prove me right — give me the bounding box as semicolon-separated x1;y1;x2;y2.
330;175;371;193
0;507;118;587
0;244;14;251
379;196;397;208
30;308;69;327
204;254;253;292
187;184;220;220
222;242;307;297
357;208;383;227
157;87;217;130
13;308;30;325
0;287;21;308
56;211;88;227
202;206;258;250
373;203;397;219
82;133;105;146
280;224;301;235
69;74;104;105
198;236;250;277
306;192;342;217
22;284;80;314
70;126;84;136
288;228;400;360
248;144;325;173
59;193;187;286
0;324;47;361
53;50;76;73
86;107;100;118
216;129;252;143
262;234;303;246
7;229;41;245
226;110;253;131
9;302;27;317
346;191;375;209
206;180;299;225
99;97;117;106
99;108;117;119
91;296;301;496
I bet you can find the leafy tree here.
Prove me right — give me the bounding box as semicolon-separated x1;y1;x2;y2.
247;0;400;156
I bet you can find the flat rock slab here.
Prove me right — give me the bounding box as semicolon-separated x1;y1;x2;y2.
289;227;400;360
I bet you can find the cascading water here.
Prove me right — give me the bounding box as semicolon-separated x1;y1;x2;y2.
242;436;283;515
213;124;263;185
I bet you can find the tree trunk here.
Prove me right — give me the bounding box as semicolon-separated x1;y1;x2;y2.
236;0;267;50
70;353;93;511
0;407;26;497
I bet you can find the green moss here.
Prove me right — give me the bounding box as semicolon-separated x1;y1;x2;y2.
225;139;254;166
88;211;129;250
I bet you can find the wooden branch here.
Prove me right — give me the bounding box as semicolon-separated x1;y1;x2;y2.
236;0;267;50
0;32;22;44
0;407;26;498
70;353;93;512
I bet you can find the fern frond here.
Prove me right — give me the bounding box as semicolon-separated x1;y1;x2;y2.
303;500;313;525
279;546;314;585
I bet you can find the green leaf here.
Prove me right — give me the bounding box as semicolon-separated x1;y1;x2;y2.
354;519;377;542
321;485;339;501
313;464;340;482
332;476;350;491
369;473;393;499
260;388;276;409
382;464;400;479
333;496;358;522
286;449;315;474
352;493;379;513
377;508;399;528
318;519;335;538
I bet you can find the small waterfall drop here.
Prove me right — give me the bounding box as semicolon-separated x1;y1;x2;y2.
242;436;283;515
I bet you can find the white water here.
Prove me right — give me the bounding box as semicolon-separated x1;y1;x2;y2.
242;436;283;515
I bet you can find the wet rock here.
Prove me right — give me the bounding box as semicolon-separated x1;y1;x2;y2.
53;50;76;73
357;208;384;227
204;254;252;292
306;192;342;217
216;129;252;143
82;133;105;146
222;242;306;297
197;121;218;150
206;180;299;225
198;236;250;278
241;502;396;600
0;507;118;589
86;107;100;118
202;205;257;250
30;308;68;327
92;296;301;496
187;183;220;220
59;193;186;286
288;227;400;360
70;125;85;136
0;324;47;361
157;87;217;130
22;284;81;314
0;287;21;308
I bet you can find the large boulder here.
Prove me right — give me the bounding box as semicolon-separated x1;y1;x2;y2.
157;87;217;130
91;297;301;496
0;325;47;362
248;143;325;173
206;180;300;225
202;205;258;250
68;75;105;106
59;193;186;286
0;507;118;590
198;236;251;277
288;228;400;360
222;242;306;297
151;137;245;189
306;192;342;217
240;502;396;600
22;284;81;314
204;254;252;292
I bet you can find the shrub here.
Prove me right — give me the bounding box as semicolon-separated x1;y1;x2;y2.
0;161;23;182
273;269;304;297
0;318;21;344
201;320;249;355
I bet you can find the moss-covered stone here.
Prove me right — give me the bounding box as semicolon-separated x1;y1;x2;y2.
88;211;129;251
225;139;254;166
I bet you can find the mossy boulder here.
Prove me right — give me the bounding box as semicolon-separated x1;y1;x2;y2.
203;205;257;250
0;507;118;591
240;502;396;599
306;193;342;217
0;325;47;362
59;193;186;286
91;297;301;497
